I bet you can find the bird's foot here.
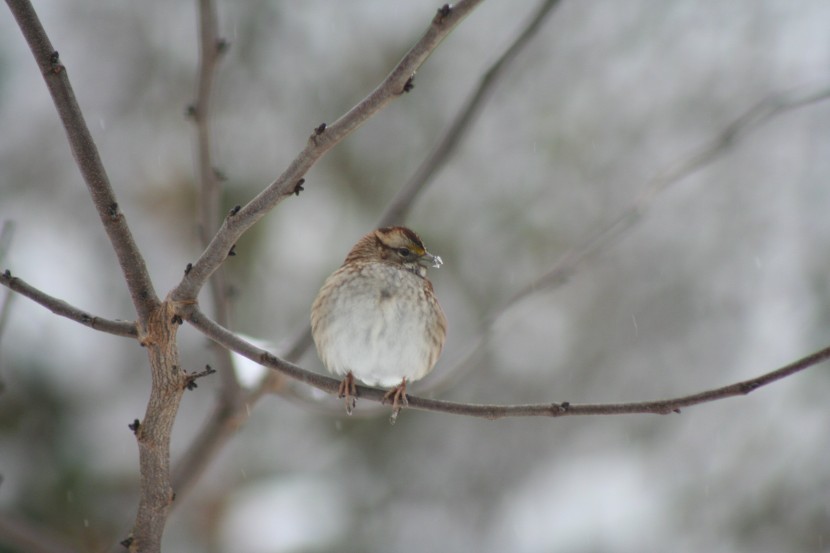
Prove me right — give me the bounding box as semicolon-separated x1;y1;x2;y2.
338;372;357;415
382;379;408;424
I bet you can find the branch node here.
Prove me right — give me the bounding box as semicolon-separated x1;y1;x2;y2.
108;202;119;220
128;419;141;434
120;536;134;549
559;401;570;412
293;178;306;196
2;269;10;280
184;263;193;275
49;50;63;74
739;381;761;394
184;364;216;391
216;38;229;55
402;76;415;94
228;205;241;216
170;314;183;325
310;123;327;145
434;4;452;24
213;167;227;181
228;244;237;257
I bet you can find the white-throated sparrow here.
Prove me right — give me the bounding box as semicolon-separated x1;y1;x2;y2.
311;226;447;420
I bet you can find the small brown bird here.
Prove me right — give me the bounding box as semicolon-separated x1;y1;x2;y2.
311;227;447;420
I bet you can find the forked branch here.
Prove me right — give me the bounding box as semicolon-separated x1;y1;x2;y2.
5;0;159;325
170;0;484;304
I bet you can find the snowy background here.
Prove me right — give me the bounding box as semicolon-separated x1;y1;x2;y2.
1;1;829;552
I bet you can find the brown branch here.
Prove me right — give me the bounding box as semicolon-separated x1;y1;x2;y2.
116;300;188;553
184;306;830;420
170;0;484;304
5;0;160;324
380;0;562;226
190;0;242;398
0;271;137;338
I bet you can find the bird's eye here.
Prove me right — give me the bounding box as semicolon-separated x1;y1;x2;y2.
397;247;412;257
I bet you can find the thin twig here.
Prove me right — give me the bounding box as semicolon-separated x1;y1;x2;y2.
184;306;830;419
191;0;241;398
0;271;137;338
170;0;484;304
169;0;244;504
380;0;562;226
506;85;830;311
5;0;160;325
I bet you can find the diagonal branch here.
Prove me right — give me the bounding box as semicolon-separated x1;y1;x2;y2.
170;0;484;304
380;0;562;226
0;271;137;338
5;0;159;325
429;83;830;392
184;306;830;419
503;85;830;312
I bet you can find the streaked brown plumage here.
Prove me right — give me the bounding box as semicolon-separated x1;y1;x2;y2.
311;227;447;420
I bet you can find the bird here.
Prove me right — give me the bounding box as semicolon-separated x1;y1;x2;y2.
311;226;447;421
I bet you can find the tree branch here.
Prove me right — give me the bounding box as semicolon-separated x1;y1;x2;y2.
505;85;830;311
190;0;242;399
0;271;137;338
380;0;562;226
169;0;243;504
5;0;160;325
184;306;830;420
170;0;483;304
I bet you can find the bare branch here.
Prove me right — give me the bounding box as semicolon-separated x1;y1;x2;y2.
184;306;830;420
508;85;830;310
0;513;79;553
0;271;137;338
5;0;160;325
128;302;186;553
380;0;562;225
170;0;484;304
190;0;242;398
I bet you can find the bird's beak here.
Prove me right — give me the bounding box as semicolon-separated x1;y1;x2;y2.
420;251;443;269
